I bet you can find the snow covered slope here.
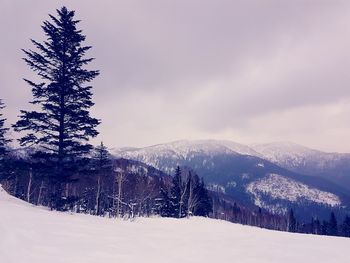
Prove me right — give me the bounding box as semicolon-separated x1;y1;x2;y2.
0;186;349;263
251;141;331;169
246;174;341;214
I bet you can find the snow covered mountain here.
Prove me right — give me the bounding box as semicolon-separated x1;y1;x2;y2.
251;142;350;190
1;186;349;263
251;142;321;164
113;140;350;218
112;140;261;174
113;140;237;174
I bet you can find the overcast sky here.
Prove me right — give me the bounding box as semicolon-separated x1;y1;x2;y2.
2;0;350;152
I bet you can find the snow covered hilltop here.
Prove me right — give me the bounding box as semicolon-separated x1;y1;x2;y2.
0;186;349;263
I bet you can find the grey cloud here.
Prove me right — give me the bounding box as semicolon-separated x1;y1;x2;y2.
1;0;350;151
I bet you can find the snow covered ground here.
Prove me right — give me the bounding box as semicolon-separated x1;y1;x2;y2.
0;186;349;263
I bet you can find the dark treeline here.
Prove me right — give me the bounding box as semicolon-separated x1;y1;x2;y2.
286;209;350;238
0;146;213;219
211;192;289;231
210;192;350;238
0;5;349;239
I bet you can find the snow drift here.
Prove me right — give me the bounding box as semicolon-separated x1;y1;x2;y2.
0;186;349;263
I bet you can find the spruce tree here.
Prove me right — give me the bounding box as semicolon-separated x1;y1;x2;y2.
341;216;350;237
311;217;321;235
321;220;329;235
170;166;186;218
158;188;172;217
193;178;212;217
92;142;111;215
328;212;338;236
0;99;11;157
287;208;297;232
13;7;100;208
0;99;11;179
93;142;111;172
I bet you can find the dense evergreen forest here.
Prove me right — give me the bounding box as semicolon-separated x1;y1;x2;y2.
0;6;350;239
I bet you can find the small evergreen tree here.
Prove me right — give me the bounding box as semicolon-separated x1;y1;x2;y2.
158;188;172;217
328;212;338;236
13;7;100;209
78;187;95;214
287;208;297;232
321;220;329;235
169;166;184;218
311;217;321;235
341;216;350;237
93;142;111;171
193;178;212;217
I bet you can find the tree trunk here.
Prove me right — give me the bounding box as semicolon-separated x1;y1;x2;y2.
117;173;123;218
111;175;116;217
37;180;44;205
95;175;101;215
65;182;69;197
187;177;193;217
26;169;33;203
178;178;188;218
13;174;18;197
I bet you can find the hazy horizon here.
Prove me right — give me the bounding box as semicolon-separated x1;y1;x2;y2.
111;138;350;154
2;1;350;153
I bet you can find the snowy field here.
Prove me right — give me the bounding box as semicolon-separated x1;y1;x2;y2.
0;186;349;263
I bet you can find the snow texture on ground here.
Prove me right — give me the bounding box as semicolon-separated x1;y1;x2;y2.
0;186;349;263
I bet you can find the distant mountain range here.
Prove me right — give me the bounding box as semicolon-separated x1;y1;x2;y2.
251;142;350;190
112;140;350;219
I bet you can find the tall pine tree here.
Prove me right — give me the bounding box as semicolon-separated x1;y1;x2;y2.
170;166;181;217
13;7;100;208
92;142;111;215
